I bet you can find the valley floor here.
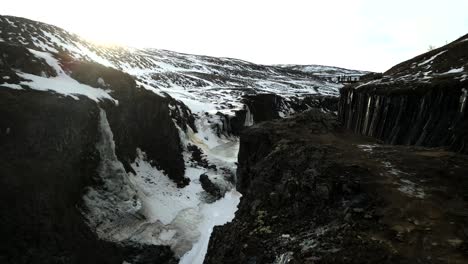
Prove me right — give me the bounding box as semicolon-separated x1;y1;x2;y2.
205;109;468;264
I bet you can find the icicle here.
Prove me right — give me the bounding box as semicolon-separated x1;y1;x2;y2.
460;88;467;113
244;105;254;127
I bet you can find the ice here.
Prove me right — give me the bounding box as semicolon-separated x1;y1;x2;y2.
179;190;241;264
244;105;254;126
83;107;241;261
130;150;203;225
460;88;467;113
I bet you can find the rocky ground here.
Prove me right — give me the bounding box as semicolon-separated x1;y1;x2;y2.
205;109;468;264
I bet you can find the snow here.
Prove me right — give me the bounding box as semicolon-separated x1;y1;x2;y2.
179;190;241;264
83;108;241;262
15;49;118;104
97;77;108;87
441;67;464;74
1;83;22;90
130;150;202;225
16;72;117;103
73;41;115;68
418;50;447;67
398;179;425;199
382;161;425;199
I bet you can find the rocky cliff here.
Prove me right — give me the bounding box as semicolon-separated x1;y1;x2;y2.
205;109;468;264
0;43;184;264
339;34;468;153
205;33;468;264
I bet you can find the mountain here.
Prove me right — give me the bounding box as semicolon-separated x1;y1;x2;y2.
0;15;368;264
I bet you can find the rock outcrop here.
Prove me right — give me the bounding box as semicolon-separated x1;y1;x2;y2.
205;109;468;264
339;34;468;153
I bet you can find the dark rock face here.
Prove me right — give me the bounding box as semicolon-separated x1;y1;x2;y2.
338;34;468;154
339;85;468;153
70;62;188;186
214;94;340;136
205;109;468;264
243;94;285;122
0;50;183;262
0;42;56;85
0;90;114;264
243;93;340;124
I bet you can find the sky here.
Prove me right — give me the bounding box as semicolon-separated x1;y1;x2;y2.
3;0;468;72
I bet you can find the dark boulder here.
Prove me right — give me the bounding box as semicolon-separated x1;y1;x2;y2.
200;174;223;199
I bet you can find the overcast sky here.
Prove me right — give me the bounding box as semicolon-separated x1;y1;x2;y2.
3;0;468;72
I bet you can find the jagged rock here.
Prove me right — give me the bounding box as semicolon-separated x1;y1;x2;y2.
188;144;210;168
200;173;223;199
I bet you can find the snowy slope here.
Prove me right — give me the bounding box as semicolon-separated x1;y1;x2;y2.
353;33;468;89
276;64;369;79
0;15;361;116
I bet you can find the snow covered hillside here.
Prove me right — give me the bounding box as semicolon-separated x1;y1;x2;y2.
0;15;367;264
277;64;369;82
0;15;369;116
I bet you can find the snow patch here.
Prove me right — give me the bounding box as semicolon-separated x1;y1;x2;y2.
418;50;447;67
398;179;426;199
1;83;22;90
15;49;118;103
441;67;464;74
